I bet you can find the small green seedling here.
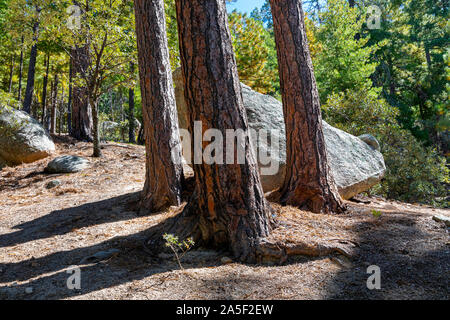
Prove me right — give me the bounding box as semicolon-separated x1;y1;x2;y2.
163;233;195;270
371;209;382;218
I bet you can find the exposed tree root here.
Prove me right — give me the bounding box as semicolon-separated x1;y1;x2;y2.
255;238;357;264
142;206;358;265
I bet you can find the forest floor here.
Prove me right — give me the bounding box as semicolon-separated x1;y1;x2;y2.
0;136;448;300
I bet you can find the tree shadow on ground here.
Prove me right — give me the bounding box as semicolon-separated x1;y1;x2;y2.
0;192;224;299
322;204;449;300
0;192;142;248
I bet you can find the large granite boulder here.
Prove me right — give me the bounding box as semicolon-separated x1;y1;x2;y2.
0;106;55;165
173;68;386;199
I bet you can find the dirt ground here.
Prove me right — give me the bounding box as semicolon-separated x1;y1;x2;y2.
0;136;448;300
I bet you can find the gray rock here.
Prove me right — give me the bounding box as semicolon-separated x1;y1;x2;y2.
46;180;61;189
173;69;386;199
359;134;381;152
432;215;450;227
25;287;33;294
0;105;55;164
45;156;89;173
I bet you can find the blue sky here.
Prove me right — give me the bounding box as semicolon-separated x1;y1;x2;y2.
226;0;266;14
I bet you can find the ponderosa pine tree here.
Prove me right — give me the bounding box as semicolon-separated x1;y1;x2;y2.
145;0;274;262
134;0;184;211
270;0;346;214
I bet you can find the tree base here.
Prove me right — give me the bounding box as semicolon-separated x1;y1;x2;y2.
142;203;356;265
268;189;347;215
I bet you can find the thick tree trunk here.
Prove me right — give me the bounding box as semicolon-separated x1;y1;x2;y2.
50;74;58;134
17;36;24;102
270;0;345;214
23;19;40;114
71;45;93;141
134;0;184;211
41;54;50;124
163;0;273;262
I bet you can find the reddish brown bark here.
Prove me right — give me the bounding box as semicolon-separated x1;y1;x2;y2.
134;0;184;212
167;0;273;262
270;0;345;214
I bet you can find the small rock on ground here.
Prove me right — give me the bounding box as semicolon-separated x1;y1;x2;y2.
45;155;89;174
46;180;61;189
